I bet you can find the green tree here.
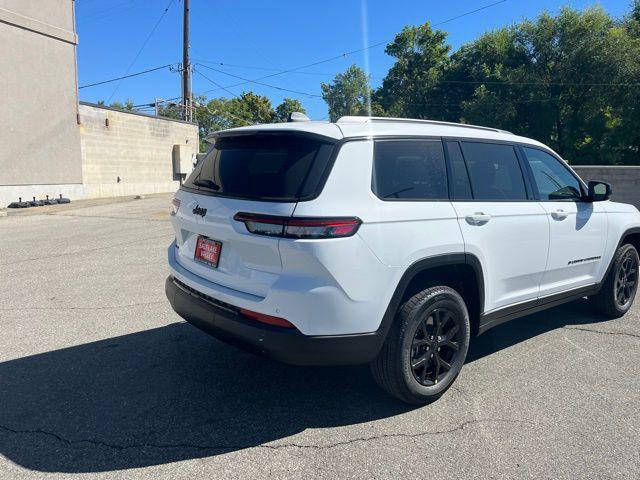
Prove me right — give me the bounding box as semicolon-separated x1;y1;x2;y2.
443;7;637;164
229;92;274;124
374;23;450;119
321;65;373;121
109;99;134;110
368;5;640;164
193;93;275;150
440;27;527;124
630;0;640;28
609;2;640;164
156;100;185;121
274;98;306;122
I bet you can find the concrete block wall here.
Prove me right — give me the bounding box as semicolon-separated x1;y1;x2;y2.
78;103;198;199
572;166;640;210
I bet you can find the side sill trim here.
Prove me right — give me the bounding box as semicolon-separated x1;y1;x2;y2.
478;283;600;335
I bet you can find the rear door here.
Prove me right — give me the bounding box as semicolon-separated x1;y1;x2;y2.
520;146;607;295
356;138;463;266
171;133;335;297
446;140;550;313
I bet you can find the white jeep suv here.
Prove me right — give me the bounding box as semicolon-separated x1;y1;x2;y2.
166;116;640;404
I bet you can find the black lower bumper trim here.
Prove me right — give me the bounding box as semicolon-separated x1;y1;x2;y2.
165;276;384;366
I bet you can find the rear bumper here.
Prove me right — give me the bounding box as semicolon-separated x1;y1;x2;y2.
165;275;384;366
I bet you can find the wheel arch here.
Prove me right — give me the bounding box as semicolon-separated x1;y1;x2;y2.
620;227;640;253
378;253;485;339
602;227;640;283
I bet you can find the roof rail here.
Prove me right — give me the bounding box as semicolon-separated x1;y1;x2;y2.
336;116;512;134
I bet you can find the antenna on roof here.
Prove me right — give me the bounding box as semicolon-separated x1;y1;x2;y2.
287;112;310;122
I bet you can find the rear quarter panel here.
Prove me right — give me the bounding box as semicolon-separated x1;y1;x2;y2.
291;139;464;333
293;139;464;267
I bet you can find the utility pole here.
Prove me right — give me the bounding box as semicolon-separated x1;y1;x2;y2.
182;0;192;122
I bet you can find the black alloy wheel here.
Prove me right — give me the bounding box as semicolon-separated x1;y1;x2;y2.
371;286;470;404
410;308;462;386
592;243;639;318
615;250;638;308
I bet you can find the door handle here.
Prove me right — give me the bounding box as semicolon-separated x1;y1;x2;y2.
465;212;491;225
551;209;568;220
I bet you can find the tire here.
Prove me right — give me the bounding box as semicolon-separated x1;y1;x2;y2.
371;286;470;405
591;243;639;318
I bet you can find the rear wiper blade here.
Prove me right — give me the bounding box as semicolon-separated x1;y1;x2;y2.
193;179;220;190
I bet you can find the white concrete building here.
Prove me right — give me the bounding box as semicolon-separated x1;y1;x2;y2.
0;0;198;206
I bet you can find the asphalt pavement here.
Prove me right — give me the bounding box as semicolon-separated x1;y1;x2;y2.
1;194;638;479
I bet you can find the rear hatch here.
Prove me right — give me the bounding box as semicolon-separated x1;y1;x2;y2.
171;131;337;298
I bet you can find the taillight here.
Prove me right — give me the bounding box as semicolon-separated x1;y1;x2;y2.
234;213;361;239
239;308;295;328
170;197;181;215
235;213;285;237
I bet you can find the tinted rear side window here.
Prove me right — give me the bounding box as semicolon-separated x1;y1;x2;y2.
183;134;334;201
460;142;527;200
372;140;448;200
445;141;473;200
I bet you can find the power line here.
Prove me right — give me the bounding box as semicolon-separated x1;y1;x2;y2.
85;1;508;105
199;0;508;94
193;60;294;72
131;95;182;109
193;68;241;99
203;7;281;70
430;0;508;27
195;97;256;126
396;97;559;109
137;90;256;125
79;63;175;89
193;61;640;88
195;63;323;98
107;0;177;102
77;0;139;24
435;80;640;87
192;61;640;88
193;60;372;79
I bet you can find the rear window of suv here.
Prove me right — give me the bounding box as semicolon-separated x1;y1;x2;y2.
183;134;335;201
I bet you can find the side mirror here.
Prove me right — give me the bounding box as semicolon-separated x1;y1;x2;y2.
587;181;612;202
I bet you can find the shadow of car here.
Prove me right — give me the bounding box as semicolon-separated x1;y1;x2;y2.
0;298;607;473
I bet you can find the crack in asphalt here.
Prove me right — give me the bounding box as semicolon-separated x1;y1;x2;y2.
0;419;533;452
563;326;640;339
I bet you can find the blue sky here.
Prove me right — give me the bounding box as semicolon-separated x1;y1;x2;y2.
76;0;632;120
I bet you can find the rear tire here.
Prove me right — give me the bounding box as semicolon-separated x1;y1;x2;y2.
591;244;639;318
371;286;470;404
